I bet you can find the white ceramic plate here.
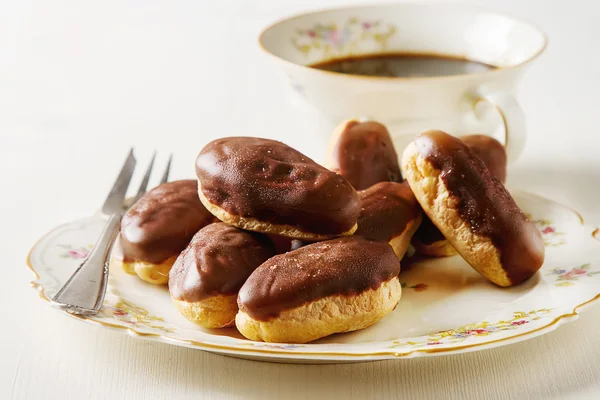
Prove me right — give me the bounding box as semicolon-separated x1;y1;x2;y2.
28;190;600;363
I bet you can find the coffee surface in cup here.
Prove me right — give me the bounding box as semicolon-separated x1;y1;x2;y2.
311;53;496;78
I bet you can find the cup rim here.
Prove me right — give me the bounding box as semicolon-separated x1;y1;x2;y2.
258;2;548;82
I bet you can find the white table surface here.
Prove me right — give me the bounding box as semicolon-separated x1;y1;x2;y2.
2;0;600;399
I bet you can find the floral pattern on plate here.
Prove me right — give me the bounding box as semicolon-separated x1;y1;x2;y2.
547;263;600;287
57;244;92;259
531;218;566;247
391;309;553;348
101;300;175;333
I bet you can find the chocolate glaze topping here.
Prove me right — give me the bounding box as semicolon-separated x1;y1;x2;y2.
169;223;274;302
238;236;399;321
355;181;421;241
120;180;215;264
461;134;507;184
414;134;508;245
330;120;402;190
415;131;544;284
196;137;360;235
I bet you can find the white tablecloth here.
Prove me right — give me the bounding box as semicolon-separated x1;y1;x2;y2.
3;0;600;399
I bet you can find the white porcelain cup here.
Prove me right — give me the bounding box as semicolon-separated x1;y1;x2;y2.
259;4;547;163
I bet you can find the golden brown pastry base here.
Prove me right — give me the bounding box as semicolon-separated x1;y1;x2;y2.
412;238;457;257
172;295;238;329
389;215;423;261
402;143;512;287
197;184;357;241
235;278;402;343
119;256;177;285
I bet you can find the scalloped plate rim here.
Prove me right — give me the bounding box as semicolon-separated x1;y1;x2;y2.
26;190;600;362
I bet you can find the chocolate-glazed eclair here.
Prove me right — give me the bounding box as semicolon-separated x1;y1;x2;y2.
119;180;216;285
355;181;422;260
196;137;361;240
411;134;508;257
461;134;507;183
401;131;544;287
169;223;274;328
325;120;402;190
236;237;401;343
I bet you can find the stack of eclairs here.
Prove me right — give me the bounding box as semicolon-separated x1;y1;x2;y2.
115;120;545;344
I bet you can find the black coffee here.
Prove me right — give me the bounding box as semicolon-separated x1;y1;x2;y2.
311;53;496;78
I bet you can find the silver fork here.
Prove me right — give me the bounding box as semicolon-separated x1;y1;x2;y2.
51;149;172;316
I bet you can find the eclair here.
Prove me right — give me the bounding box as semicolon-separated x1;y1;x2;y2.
325;119;402;189
411;134;508;257
236;237;401;343
402;131;545;286
118;180;215;284
355;181;422;260
461;134;507;184
169;223;274;328
196;137;361;240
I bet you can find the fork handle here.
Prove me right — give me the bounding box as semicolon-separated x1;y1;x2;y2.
51;213;121;315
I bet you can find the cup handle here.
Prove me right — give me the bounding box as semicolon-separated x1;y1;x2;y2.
474;92;526;164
